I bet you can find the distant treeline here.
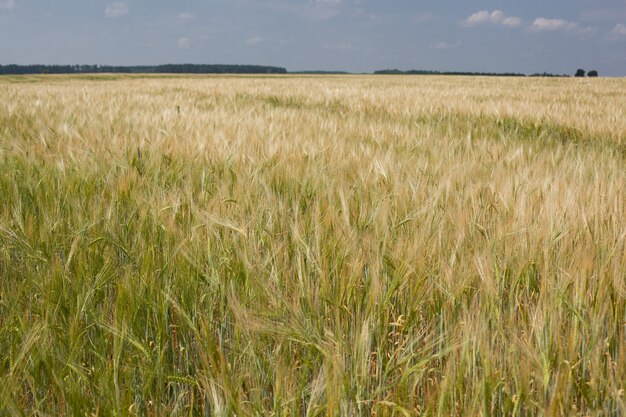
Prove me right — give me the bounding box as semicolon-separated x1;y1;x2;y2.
291;71;351;75
0;64;572;77
528;72;570;78
374;69;569;77
0;64;287;75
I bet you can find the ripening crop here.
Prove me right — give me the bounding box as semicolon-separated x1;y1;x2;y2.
0;74;624;416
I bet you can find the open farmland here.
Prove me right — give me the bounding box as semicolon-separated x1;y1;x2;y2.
0;74;624;416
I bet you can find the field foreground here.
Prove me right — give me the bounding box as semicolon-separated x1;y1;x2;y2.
0;75;624;416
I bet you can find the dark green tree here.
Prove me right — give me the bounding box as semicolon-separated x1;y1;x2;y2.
587;70;598;77
575;69;586;77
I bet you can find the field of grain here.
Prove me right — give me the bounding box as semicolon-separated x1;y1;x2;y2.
0;74;624;416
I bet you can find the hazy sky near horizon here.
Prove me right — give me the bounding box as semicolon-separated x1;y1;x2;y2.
1;0;626;75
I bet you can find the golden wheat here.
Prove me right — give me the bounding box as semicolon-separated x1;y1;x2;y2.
0;74;624;416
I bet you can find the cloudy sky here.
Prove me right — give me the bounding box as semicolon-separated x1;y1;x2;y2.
1;0;626;75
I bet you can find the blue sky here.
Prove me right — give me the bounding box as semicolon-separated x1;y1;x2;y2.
1;0;626;75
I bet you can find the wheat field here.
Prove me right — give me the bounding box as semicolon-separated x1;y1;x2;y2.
0;74;624;416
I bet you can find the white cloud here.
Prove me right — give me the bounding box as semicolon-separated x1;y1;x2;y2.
178;12;196;20
0;0;15;10
502;17;523;27
177;37;192;49
104;2;128;18
461;10;522;28
246;36;264;45
531;18;579;32
530;17;594;37
430;41;462;50
612;23;626;36
605;23;626;41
